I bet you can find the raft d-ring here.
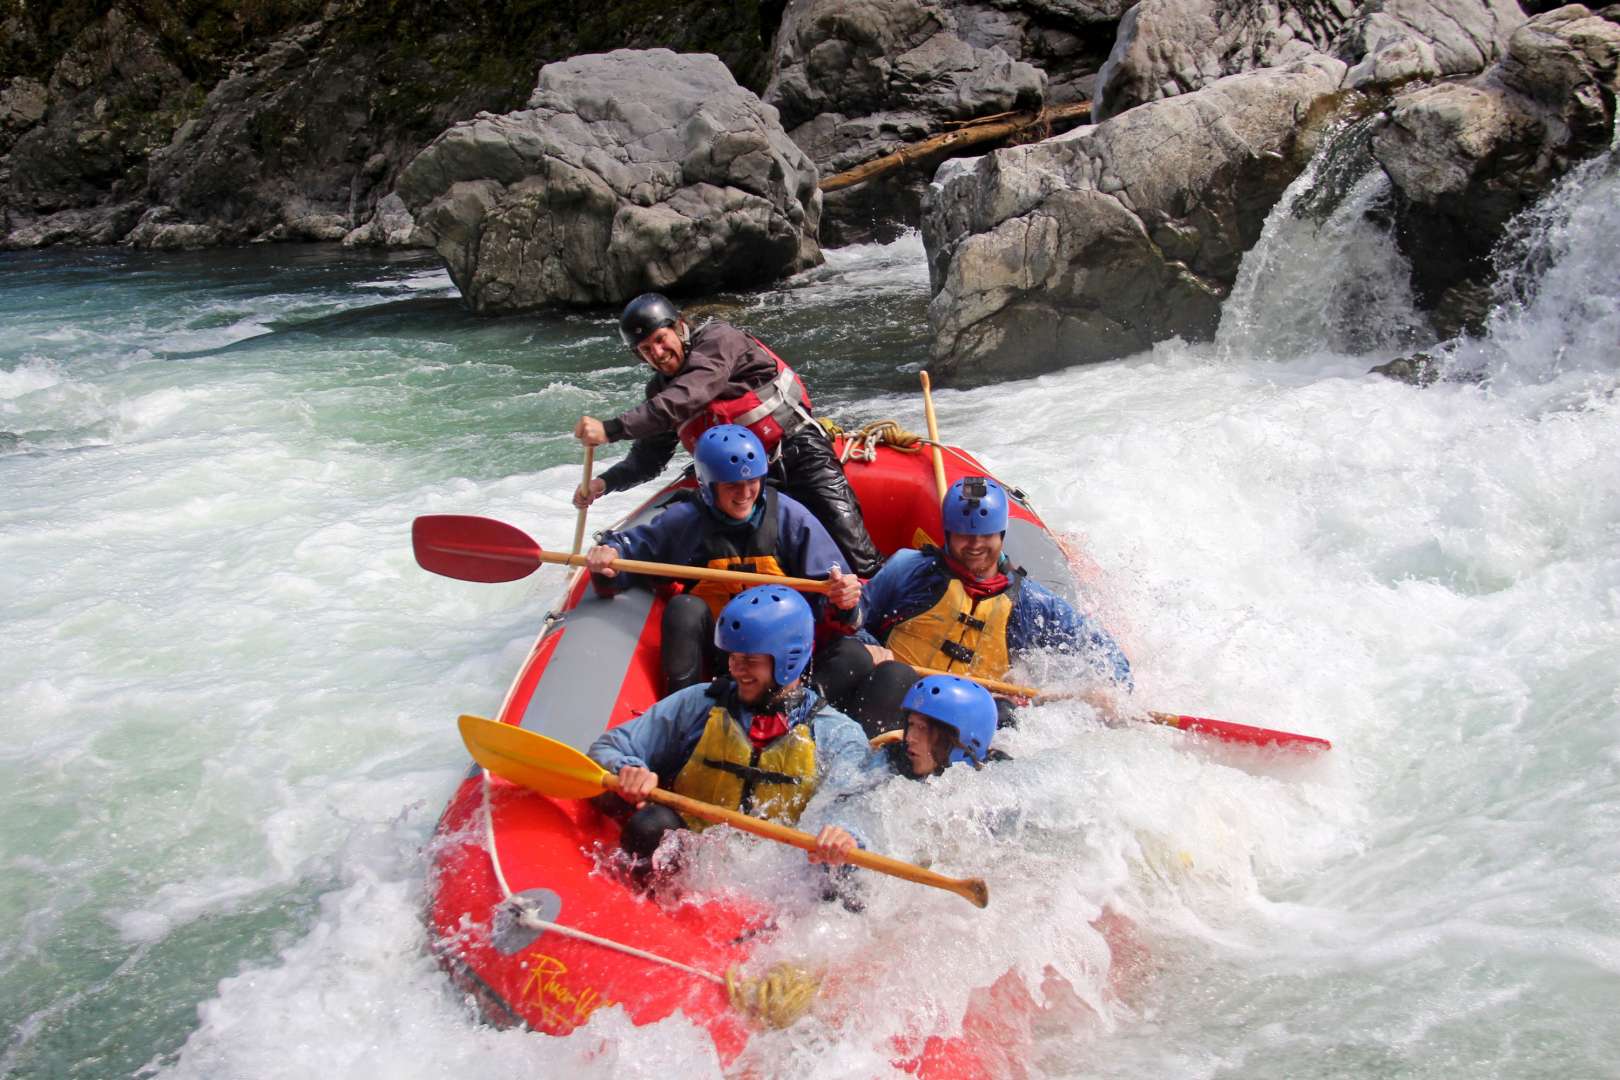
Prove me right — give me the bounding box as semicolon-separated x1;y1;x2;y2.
493;888;563;954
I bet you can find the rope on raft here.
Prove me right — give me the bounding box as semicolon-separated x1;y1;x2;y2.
476;771;821;1028
819;417;988;480
821;417;926;463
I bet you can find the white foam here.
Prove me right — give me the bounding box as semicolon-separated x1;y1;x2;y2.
3;163;1618;1078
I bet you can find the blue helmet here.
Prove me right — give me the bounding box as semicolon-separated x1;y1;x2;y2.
715;585;815;686
942;476;1008;536
693;425;767;508
901;675;998;765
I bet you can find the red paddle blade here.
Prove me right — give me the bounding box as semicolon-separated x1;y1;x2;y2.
412;514;542;583
1149;711;1331;752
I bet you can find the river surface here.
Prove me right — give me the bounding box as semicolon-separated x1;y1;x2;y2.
3;147;1618;1079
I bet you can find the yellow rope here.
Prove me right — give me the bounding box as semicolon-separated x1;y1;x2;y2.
726;962;823;1028
821;417;929;463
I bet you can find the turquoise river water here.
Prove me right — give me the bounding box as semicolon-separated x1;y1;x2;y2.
3;146;1618;1078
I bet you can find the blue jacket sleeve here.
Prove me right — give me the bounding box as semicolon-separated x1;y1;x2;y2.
857;549;935;641
593;502;707;594
1011;580;1133;688
798;707;891;849
586;684;715;780
597;502;706;564
776;494;861;631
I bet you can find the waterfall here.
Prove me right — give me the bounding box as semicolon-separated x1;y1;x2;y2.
1216;115;1434;363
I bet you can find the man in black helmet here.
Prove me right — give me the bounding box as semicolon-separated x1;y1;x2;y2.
572;293;883;578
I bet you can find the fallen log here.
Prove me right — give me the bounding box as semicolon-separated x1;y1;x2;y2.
819;102;1092;193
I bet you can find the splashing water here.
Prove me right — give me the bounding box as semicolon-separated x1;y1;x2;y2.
2;144;1618;1079
1216;118;1433;363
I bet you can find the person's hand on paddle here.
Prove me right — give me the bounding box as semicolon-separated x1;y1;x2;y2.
825;565;861;612
574;415;609;448
1077;684;1126;725
864;643;894;665
574;476;606;509
807;824;858;866
615;764;658;807
586;544;621;577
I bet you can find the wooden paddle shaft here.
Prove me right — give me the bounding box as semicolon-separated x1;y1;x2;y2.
538;549;834;593
919;371;948;506
571;445;594;557
911;664;1042;699
634;785;989;908
462;716;990;907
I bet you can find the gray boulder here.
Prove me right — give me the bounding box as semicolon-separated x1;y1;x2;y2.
1370;4;1620;335
924;54;1349;378
397;49;822;313
767;0;1046;137
342;193;426;248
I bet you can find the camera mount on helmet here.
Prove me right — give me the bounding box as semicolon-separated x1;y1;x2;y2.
941;476;1009;536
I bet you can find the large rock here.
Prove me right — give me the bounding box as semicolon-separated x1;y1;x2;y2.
398;50;822;313
924;54;1349;378
766;0;1048;244
1370;5;1620;335
768;0;1046;133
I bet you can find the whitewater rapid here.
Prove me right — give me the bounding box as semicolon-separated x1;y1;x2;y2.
2;149;1617;1078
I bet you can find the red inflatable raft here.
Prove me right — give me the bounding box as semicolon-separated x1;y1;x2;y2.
424;436;1085;1069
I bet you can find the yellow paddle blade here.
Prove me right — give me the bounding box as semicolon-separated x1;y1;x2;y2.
458;715;610;800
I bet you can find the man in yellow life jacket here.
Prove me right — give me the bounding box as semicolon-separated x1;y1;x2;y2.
573;293;882;577
587;586;883;878
816;476;1132;737
586;424;862;692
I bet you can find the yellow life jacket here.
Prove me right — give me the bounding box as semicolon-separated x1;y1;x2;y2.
884;561;1020;679
688;488;786;617
670;701;818;829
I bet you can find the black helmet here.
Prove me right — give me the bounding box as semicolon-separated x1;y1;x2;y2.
619;293;681;350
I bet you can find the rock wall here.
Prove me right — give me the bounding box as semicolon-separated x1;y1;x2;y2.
924;55;1350;378
764;0;1126;243
924;1;1620;378
0;0;783;251
1093;0;1527;118
1370;4;1620;336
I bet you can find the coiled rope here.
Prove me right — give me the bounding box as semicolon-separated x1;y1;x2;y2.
821;417;926;463
819;416;989;482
